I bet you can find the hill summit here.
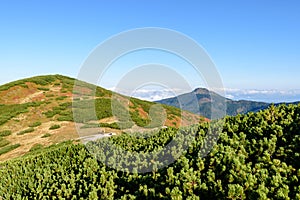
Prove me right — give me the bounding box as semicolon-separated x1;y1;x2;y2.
0;75;203;161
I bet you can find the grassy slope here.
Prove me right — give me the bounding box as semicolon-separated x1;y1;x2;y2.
0;75;203;161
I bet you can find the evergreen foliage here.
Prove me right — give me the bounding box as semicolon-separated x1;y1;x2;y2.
1;104;300;199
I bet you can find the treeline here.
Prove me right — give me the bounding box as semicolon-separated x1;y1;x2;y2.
0;104;300;199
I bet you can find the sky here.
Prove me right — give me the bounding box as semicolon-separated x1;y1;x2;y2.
0;0;300;102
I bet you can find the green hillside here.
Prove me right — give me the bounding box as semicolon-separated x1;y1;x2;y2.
1;104;300;199
0;75;202;161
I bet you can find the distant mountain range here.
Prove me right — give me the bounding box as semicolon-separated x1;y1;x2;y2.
157;88;300;119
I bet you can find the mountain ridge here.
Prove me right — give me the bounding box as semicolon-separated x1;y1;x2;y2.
157;87;300;119
0;74;203;161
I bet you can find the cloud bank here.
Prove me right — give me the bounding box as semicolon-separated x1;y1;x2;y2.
110;87;300;103
213;88;300;103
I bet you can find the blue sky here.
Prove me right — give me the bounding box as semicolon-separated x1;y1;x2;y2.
0;0;300;102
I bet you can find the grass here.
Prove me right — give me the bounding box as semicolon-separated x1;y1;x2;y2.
49;124;60;130
0;130;12;137
0;143;21;155
0;104;30;125
72;99;114;123
0;102;42;126
17;128;34;135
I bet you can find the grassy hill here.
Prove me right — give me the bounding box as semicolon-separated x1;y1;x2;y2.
0;75;203;161
1;103;299;199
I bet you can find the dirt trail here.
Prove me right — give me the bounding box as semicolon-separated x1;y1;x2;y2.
20;91;44;103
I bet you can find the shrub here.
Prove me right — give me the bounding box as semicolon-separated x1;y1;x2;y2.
100;122;133;130
61;90;68;93
0;137;10;148
41;133;51;138
57;116;73;122
17;128;34;135
73;98;80;101
0;143;20;155
28;121;42;127
56;96;67;101
81;122;133;130
37;87;50;91
130;110;150;127
43;109;60;118
49;124;60;130
0;130;12;137
29;144;43;152
29;75;56;86
45;94;54;97
43;102;71;118
0;80;27;91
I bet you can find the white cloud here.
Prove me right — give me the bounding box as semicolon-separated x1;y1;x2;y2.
225;94;235;99
222;88;300;103
108;87;188;101
109;86;300;103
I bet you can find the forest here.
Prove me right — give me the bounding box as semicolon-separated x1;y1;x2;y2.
0;103;300;199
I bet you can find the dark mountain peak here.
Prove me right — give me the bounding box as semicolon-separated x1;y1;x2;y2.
193;88;210;94
158;87;271;119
